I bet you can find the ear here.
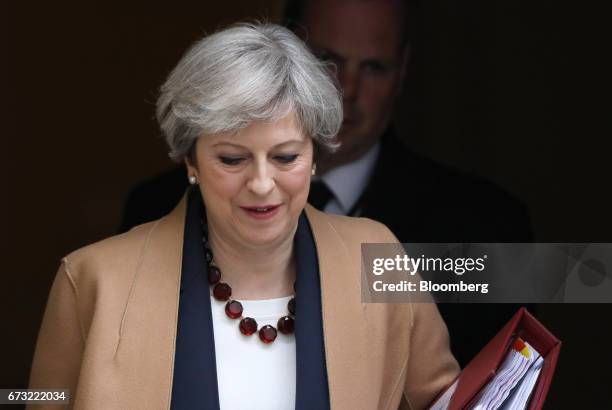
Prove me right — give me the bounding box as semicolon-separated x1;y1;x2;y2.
396;44;411;92
184;138;200;174
184;157;197;178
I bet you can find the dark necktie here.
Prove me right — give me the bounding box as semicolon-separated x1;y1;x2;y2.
308;180;334;211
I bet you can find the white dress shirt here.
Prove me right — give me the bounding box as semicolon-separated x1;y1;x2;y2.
314;143;380;216
211;295;296;410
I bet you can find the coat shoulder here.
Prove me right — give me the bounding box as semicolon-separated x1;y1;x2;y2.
62;220;159;283
309;207;399;244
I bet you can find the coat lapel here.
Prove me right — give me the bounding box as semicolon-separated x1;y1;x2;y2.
304;205;374;409
171;189;220;410
294;211;330;410
113;193;185;409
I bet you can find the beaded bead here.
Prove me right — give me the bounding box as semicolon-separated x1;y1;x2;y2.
225;300;243;319
213;282;232;301
208;265;221;285
259;325;278;344
277;316;295;334
239;317;258;336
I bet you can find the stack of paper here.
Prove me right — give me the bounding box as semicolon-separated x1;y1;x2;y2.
429;338;545;410
499;355;544;410
471;339;542;410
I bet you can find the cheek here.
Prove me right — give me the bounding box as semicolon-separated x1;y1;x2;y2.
361;76;401;110
199;166;244;206
281;168;312;201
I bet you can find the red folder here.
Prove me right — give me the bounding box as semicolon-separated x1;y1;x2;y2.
436;308;561;409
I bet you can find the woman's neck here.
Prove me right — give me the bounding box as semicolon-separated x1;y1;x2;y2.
206;222;296;300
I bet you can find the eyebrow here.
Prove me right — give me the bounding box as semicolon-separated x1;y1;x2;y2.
212;139;305;149
319;48;395;66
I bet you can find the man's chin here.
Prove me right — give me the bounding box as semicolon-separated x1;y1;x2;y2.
336;127;358;146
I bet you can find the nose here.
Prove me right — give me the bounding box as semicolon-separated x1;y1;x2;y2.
246;160;275;196
338;64;359;102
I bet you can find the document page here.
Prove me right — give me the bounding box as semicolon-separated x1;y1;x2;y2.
471;339;541;410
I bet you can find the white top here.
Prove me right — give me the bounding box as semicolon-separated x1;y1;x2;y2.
211;295;296;410
315;142;381;216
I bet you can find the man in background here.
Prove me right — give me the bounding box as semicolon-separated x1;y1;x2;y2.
120;0;532;366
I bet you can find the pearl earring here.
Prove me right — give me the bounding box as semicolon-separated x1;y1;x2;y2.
311;164;317;176
188;175;197;185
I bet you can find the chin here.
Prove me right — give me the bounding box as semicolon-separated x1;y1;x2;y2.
242;234;284;248
238;225;287;248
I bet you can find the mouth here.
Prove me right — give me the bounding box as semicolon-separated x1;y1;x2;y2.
240;204;282;220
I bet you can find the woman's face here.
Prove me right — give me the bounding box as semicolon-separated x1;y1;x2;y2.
188;112;313;248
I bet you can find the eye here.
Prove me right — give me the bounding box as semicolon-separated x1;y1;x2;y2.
219;156;245;166
362;61;389;74
274;154;299;164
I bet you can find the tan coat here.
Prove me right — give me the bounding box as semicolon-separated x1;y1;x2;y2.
29;197;459;410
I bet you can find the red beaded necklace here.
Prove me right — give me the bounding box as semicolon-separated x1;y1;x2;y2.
201;219;295;344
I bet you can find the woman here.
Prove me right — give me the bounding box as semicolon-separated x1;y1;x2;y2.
29;23;458;410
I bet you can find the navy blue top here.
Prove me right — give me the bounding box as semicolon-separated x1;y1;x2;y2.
171;188;330;410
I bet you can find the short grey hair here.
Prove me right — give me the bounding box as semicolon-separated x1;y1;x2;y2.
156;22;342;162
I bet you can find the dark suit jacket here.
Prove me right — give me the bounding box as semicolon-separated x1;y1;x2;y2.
119;129;533;367
356;131;534;366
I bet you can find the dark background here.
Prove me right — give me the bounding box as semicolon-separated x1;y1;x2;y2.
3;1;611;408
